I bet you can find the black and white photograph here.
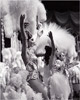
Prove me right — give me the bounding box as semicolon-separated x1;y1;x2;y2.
0;0;80;100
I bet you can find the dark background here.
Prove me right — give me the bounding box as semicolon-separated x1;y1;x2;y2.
42;1;79;12
42;1;79;36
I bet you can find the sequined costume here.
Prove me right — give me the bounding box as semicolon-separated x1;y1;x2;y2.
25;48;39;81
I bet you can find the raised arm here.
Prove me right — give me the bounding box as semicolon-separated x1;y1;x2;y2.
19;14;28;65
48;31;56;70
48;31;55;56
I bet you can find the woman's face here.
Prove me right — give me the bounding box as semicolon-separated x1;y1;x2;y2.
54;60;61;67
